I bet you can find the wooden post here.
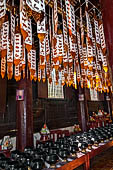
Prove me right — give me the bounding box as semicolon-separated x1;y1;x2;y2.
16;78;33;151
0;77;7;117
78;86;87;132
99;0;113;69
105;94;112;120
99;0;113;121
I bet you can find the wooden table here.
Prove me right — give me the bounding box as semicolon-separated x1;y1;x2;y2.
56;141;113;170
56;154;89;170
89;141;113;159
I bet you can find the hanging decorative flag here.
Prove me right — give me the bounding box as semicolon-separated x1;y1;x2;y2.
85;0;93;45
83;45;88;70
46;60;50;78
45;30;50;62
28;49;31;70
25;18;32;53
26;0;45;12
0;0;6;19
39;38;46;67
42;68;46;83
7;39;13;80
14;28;21;66
69;35;76;59
21;45;26;71
68;41;73;67
99;19;107;55
37;16;46;42
63;49;68;68
61;69;65;86
20;0;28;40
64;66;68;85
19;44;23;72
38;62;41;82
37;0;46;42
11;11;15;45
15;65;21;81
57;31;63;64
86;37;94;63
75;44;79;66
77;65;81;84
76;22;81;57
79;0;84;46
30;48;36;80
1;56;6;78
54;0;58;35
94;15;101;49
1;18;9;58
70;4;76;36
63;18;68;52
65;0;72;36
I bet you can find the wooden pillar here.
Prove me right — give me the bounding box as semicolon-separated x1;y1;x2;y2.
99;0;113;70
16;78;33;151
105;94;112;120
78;86;87;132
100;0;113;120
0;77;7;117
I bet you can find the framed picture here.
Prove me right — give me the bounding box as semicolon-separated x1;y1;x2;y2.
16;90;24;101
79;94;84;101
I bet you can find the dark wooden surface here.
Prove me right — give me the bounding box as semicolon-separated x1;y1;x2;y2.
33;86;78;132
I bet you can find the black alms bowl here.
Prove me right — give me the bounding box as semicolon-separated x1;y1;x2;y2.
46;154;59;165
58;149;70;159
11;150;21;160
5;160;19;170
30;158;44;170
69;145;79;154
33;151;46;161
45;140;54;147
49;147;59;154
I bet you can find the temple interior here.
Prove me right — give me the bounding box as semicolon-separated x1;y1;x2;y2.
0;0;113;169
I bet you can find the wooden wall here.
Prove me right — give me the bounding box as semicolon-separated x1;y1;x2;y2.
0;79;79;139
33;85;79;132
0;79;16;139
